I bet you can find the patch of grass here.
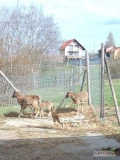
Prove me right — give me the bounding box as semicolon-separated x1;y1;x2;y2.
0;106;19;116
104;79;120;106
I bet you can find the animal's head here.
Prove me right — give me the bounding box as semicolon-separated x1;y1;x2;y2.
12;90;18;98
65;91;73;98
51;107;56;112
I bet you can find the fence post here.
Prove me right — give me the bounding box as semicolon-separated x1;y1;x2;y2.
86;50;91;105
0;70;18;91
100;43;105;122
104;57;120;125
80;67;87;91
79;58;82;87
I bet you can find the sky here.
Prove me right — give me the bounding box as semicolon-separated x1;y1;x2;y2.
0;0;120;51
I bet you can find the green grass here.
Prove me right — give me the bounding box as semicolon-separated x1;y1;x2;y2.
104;79;120;106
0;106;19;116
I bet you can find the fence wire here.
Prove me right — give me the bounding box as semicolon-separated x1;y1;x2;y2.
0;57;102;119
0;62;85;107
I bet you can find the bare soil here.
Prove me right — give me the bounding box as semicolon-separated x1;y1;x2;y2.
0;107;120;160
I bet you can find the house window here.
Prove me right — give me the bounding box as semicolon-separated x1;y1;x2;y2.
75;45;79;51
69;51;73;55
74;52;78;56
69;45;73;51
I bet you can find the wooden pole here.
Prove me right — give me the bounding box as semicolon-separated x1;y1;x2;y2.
100;43;105;121
86;50;91;105
104;57;120;125
80;67;87;91
0;70;18;91
79;58;82;88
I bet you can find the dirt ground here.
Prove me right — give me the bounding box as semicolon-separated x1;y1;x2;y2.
0;107;120;160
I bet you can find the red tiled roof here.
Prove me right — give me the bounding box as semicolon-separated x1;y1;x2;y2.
106;46;120;52
98;45;120;53
59;39;85;50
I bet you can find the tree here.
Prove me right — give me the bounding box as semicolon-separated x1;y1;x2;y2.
105;32;115;47
0;4;62;65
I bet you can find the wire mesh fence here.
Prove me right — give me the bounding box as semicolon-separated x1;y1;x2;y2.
0;57;102;121
89;64;101;113
0;61;86;108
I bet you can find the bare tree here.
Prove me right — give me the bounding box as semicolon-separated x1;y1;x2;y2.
105;32;115;47
0;4;61;66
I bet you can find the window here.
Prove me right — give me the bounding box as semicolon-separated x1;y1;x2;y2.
69;45;73;51
75;45;79;51
69;51;73;55
74;52;78;56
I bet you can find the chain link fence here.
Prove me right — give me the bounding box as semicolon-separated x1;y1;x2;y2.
0;61;86;108
0;56;103;118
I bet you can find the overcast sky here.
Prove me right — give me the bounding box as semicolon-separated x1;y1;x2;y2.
0;0;120;51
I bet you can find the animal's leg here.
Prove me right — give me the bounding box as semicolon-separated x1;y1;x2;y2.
22;107;27;115
64;122;70;130
61;123;64;129
81;103;83;113
48;111;51;116
57;117;65;129
54;122;58;126
77;104;80;115
18;107;23;118
35;110;40;118
39;108;44;117
59;117;70;130
53;120;58;126
35;107;40;118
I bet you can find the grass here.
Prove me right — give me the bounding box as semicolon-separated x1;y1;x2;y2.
104;79;120;106
0;106;19;116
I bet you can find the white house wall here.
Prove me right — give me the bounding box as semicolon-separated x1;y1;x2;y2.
65;41;83;58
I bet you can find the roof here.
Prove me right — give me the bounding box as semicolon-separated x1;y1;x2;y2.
107;46;120;52
59;39;86;50
98;45;120;53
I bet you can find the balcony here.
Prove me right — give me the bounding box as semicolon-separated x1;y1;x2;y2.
66;55;82;59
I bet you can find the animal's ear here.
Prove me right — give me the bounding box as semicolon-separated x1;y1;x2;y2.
52;107;56;110
66;92;69;95
66;91;70;96
67;91;71;94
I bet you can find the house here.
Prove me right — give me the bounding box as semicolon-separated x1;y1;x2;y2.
98;45;120;60
59;39;86;61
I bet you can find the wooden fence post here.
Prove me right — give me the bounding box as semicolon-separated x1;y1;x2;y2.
100;43;105;122
104;57;120;125
0;70;18;91
80;67;87;91
86;50;91;105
